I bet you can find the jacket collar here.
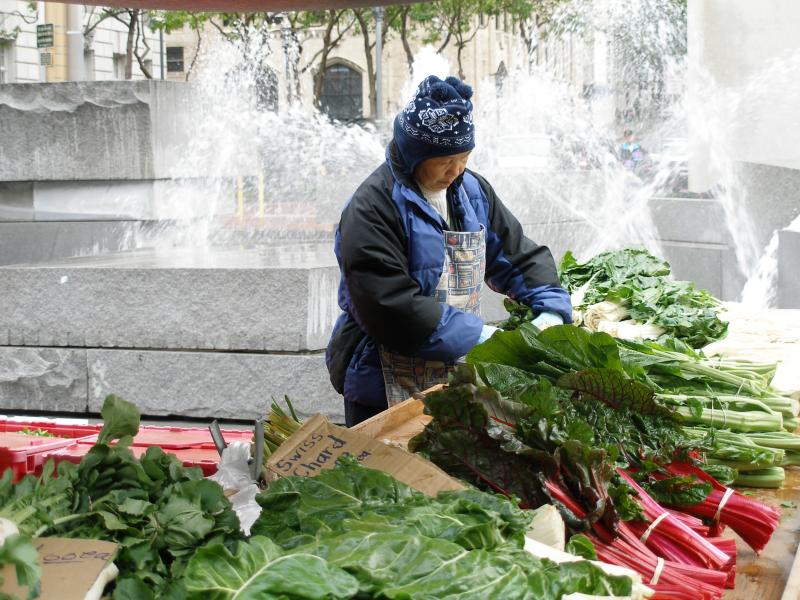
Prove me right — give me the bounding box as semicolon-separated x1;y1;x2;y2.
386;140;466;227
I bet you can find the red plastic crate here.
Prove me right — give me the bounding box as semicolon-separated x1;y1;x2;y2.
43;443;223;476
0;417;103;439
0;432;87;482
78;425;253;450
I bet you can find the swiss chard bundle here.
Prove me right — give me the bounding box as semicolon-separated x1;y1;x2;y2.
408;366;623;535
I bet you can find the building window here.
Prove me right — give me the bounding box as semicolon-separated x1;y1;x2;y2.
113;53;126;80
0;43;11;83
319;64;363;122
166;46;184;73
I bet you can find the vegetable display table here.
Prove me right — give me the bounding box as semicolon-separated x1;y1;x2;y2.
729;468;800;599
352;390;800;600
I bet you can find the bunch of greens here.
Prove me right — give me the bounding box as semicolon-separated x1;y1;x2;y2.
559;248;728;348
408;366;625;535
262;396;302;461
0;396;242;600
179;457;633;600
469;324;796;467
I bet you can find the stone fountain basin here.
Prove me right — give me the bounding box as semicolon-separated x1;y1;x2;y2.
0;245;344;422
0;245;339;352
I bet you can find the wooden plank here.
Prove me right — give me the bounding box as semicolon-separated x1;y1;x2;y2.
781;537;800;600
725;469;800;599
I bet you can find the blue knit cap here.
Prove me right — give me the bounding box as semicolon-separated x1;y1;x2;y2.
393;75;476;173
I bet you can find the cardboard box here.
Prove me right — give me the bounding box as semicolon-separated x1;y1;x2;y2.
0;538;118;600
266;414;463;496
351;396;432;450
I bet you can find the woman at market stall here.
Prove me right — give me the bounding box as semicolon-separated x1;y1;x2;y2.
326;75;573;426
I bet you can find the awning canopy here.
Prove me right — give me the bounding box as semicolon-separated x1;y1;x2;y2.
51;0;413;12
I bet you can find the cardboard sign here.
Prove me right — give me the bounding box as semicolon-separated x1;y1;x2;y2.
267;414;463;496
0;538;118;600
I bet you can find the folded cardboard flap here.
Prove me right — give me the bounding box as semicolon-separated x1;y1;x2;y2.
266;414;463;496
351;396;431;450
0;538;118;600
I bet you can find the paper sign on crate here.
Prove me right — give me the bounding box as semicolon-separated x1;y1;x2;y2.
0;538;118;600
266;414;462;496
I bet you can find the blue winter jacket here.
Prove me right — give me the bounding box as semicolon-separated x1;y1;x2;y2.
326;143;572;425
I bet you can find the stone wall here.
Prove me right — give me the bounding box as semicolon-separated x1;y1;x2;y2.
778;229;800;309
0;245;345;422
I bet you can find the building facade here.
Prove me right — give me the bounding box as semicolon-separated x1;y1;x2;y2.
0;1;162;83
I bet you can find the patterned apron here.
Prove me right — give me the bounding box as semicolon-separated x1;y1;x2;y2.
379;226;486;406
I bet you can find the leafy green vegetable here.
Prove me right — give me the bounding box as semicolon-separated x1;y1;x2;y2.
0;459;76;539
244;459;633;600
409;367;621;534
183;536;359;600
557;368;667;416
639;475;712;507
1;395;242;598
18;428;57;438
699;464;737;486
97;394;141;445
252;456;532;551
565;534;598;560
559;248;728;348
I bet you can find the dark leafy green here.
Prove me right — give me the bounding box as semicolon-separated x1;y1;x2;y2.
1;395;241;598
559;248;728;348
409;367;622;534
252;456;532;551
565;534;598;560
97;394;141;445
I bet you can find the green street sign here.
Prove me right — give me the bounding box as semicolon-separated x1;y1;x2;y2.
36;24;54;49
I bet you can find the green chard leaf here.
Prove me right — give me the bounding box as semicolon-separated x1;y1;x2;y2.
557;368;669;416
97;395;141;445
183;536;359;600
565;534;598;560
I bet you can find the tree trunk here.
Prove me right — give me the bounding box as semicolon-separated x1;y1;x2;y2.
456;41;465;81
354;10;376;119
313;12;338;109
185;28;202;81
124;9;137;79
133;11;153;79
399;6;413;75
519;18;538;74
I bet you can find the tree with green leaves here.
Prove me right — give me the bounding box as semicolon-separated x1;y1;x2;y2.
413;0;497;80
149;10;210;81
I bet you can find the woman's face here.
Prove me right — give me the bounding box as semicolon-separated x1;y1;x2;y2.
414;151;472;191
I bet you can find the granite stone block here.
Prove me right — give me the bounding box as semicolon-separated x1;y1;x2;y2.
0;81;194;182
778;229;800;309
86;349;343;422
0;347;88;412
0;245;339;352
0;221;142;266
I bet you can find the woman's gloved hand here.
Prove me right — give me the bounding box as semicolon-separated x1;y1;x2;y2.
531;311;564;330
477;324;501;344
